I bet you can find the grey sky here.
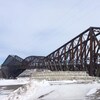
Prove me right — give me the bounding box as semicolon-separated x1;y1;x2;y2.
0;0;100;64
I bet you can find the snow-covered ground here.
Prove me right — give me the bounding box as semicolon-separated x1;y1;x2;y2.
0;78;100;100
0;78;30;86
0;78;30;100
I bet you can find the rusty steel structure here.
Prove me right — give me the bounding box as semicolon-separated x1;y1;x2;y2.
1;27;100;78
1;55;24;78
22;56;45;69
44;27;100;76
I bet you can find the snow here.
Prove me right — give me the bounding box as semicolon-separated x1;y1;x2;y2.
5;80;51;100
86;88;98;96
0;78;30;100
49;80;77;85
0;79;99;100
0;78;30;86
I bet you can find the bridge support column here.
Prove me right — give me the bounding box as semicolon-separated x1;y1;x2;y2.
89;28;94;76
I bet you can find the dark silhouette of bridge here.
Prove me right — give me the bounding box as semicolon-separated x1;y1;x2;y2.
1;27;100;78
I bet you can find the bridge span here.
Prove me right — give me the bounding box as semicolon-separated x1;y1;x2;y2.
1;27;100;78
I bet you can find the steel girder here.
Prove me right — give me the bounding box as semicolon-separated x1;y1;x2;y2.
44;27;100;76
1;27;100;78
1;55;24;78
21;56;45;69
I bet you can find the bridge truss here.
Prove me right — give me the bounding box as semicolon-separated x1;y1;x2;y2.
1;27;100;78
44;27;100;76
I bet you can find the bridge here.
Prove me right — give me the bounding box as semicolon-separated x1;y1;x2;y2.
1;27;100;78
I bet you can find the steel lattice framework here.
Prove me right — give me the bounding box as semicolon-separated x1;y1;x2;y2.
44;27;100;76
22;56;45;69
21;27;100;76
1;27;100;78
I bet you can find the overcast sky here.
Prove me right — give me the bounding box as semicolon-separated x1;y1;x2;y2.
0;0;100;64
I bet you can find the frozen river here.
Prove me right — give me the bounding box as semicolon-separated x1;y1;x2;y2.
0;85;22;99
0;78;100;100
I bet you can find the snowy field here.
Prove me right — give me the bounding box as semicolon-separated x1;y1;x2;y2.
0;78;30;100
0;78;100;100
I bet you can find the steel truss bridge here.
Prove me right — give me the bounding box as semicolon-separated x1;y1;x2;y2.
1;27;100;78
